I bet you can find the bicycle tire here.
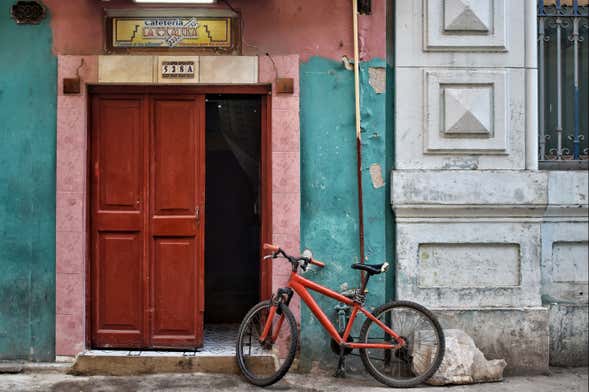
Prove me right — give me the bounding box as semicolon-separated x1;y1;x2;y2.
359;300;445;388
235;300;298;387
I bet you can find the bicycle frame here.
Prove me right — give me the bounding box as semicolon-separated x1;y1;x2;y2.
260;271;405;350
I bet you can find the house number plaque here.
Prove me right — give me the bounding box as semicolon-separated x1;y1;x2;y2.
161;61;195;79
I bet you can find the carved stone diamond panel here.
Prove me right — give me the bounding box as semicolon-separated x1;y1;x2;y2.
425;69;508;154
425;0;507;51
444;0;491;32
443;85;492;136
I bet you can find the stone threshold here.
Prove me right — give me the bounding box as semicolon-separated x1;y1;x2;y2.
83;349;234;357
70;353;276;376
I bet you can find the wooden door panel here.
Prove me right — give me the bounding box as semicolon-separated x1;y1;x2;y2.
151;217;196;236
94;232;143;345
97;99;143;212
149;95;204;347
151;238;198;346
94;213;143;231
91;95;146;348
152;99;197;216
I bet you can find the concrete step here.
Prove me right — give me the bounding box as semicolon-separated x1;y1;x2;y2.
70;353;277;376
0;361;72;374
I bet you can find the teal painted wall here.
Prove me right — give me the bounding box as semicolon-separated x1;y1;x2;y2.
300;57;392;366
0;6;57;361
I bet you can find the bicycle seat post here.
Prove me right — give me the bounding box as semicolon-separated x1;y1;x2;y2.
361;274;370;292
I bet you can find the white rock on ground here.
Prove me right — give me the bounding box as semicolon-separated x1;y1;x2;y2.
412;329;507;385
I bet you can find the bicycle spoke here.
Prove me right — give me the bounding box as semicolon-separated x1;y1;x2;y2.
360;303;444;387
236;301;298;386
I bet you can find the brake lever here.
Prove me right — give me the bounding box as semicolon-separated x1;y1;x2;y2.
299;259;309;272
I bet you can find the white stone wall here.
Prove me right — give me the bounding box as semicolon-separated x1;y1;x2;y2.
392;0;565;373
542;172;588;366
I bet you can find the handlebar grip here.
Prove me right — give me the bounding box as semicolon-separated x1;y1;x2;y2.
263;243;279;252
309;258;325;268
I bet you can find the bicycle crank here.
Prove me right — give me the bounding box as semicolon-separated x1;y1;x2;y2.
330;333;354;355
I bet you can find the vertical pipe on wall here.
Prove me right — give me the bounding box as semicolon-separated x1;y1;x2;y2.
352;0;366;284
353;0;362;142
526;0;539;169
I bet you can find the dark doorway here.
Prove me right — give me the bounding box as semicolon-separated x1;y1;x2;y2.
205;95;261;324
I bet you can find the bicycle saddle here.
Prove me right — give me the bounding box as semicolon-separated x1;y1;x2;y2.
351;262;389;275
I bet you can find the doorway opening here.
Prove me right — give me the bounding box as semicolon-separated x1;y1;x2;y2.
204;94;262;345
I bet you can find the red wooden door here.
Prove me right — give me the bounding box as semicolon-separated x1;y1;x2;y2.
149;95;205;348
90;92;204;349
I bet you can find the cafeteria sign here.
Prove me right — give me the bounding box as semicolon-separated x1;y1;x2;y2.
112;17;232;49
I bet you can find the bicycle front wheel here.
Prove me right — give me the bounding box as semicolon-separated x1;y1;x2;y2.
359;300;445;388
235;300;298;387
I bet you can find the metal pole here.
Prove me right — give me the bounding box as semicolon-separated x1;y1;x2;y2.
352;0;366;284
572;9;580;159
539;16;546;160
555;1;563;159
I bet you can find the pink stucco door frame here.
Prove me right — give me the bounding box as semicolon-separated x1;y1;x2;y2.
55;55;301;356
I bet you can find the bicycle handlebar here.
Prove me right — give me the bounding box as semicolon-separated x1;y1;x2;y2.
262;243;325;270
308;258;325;268
263;243;279;252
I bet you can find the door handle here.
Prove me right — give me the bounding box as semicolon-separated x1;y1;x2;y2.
195;206;200;222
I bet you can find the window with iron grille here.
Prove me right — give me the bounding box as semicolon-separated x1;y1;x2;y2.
538;0;589;169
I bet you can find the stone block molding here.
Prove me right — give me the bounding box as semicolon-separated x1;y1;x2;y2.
55;55;300;356
434;308;550;375
391;170;548;218
425;69;508;154
397;221;542;309
425;0;508;51
396;67;525;170
417;243;521;288
396;0;525;68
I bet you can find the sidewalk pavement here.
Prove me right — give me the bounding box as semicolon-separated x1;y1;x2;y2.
0;366;586;391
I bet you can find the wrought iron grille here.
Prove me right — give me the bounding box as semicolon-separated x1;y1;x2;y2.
538;0;589;169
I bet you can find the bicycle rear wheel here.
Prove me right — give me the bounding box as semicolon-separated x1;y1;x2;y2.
235;300;298;386
359;300;445;388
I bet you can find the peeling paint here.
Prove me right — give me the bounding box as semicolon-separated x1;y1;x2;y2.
300;57;390;368
369;163;385;188
368;67;386;94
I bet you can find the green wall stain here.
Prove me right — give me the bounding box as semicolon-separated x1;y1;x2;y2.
300;57;391;367
0;7;57;361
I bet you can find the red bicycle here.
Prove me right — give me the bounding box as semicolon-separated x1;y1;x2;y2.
235;244;445;387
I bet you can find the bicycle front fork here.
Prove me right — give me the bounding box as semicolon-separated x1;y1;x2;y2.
259;287;294;344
